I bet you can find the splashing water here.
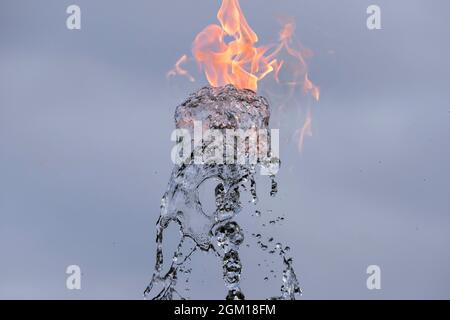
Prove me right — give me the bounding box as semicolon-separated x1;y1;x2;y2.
144;85;301;300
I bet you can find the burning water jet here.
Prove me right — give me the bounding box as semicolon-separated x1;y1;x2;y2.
169;0;320;95
167;0;319;151
145;0;318;300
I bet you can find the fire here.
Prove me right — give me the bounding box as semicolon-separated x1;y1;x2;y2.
304;73;320;101
190;0;319;100
267;19;320;102
168;0;320;151
167;54;195;82
192;0;277;91
298;108;313;152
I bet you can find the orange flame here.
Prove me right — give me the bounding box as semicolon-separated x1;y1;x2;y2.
169;0;321;153
191;0;319;101
304;73;320;101
267;20;320;101
192;0;277;91
298;108;313;152
167;54;195;82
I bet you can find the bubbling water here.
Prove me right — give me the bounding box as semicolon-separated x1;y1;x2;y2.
144;85;300;300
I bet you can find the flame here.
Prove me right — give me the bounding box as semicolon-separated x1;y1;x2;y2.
192;0;277;91
298;108;313;152
304;73;320;101
168;0;321;152
167;54;195;82
190;0;320;101
267;20;320;101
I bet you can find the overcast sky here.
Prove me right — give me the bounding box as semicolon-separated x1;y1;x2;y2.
1;0;449;299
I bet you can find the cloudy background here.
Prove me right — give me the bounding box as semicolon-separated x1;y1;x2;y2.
1;0;449;299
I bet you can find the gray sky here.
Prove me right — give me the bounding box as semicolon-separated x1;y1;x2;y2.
0;0;449;299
